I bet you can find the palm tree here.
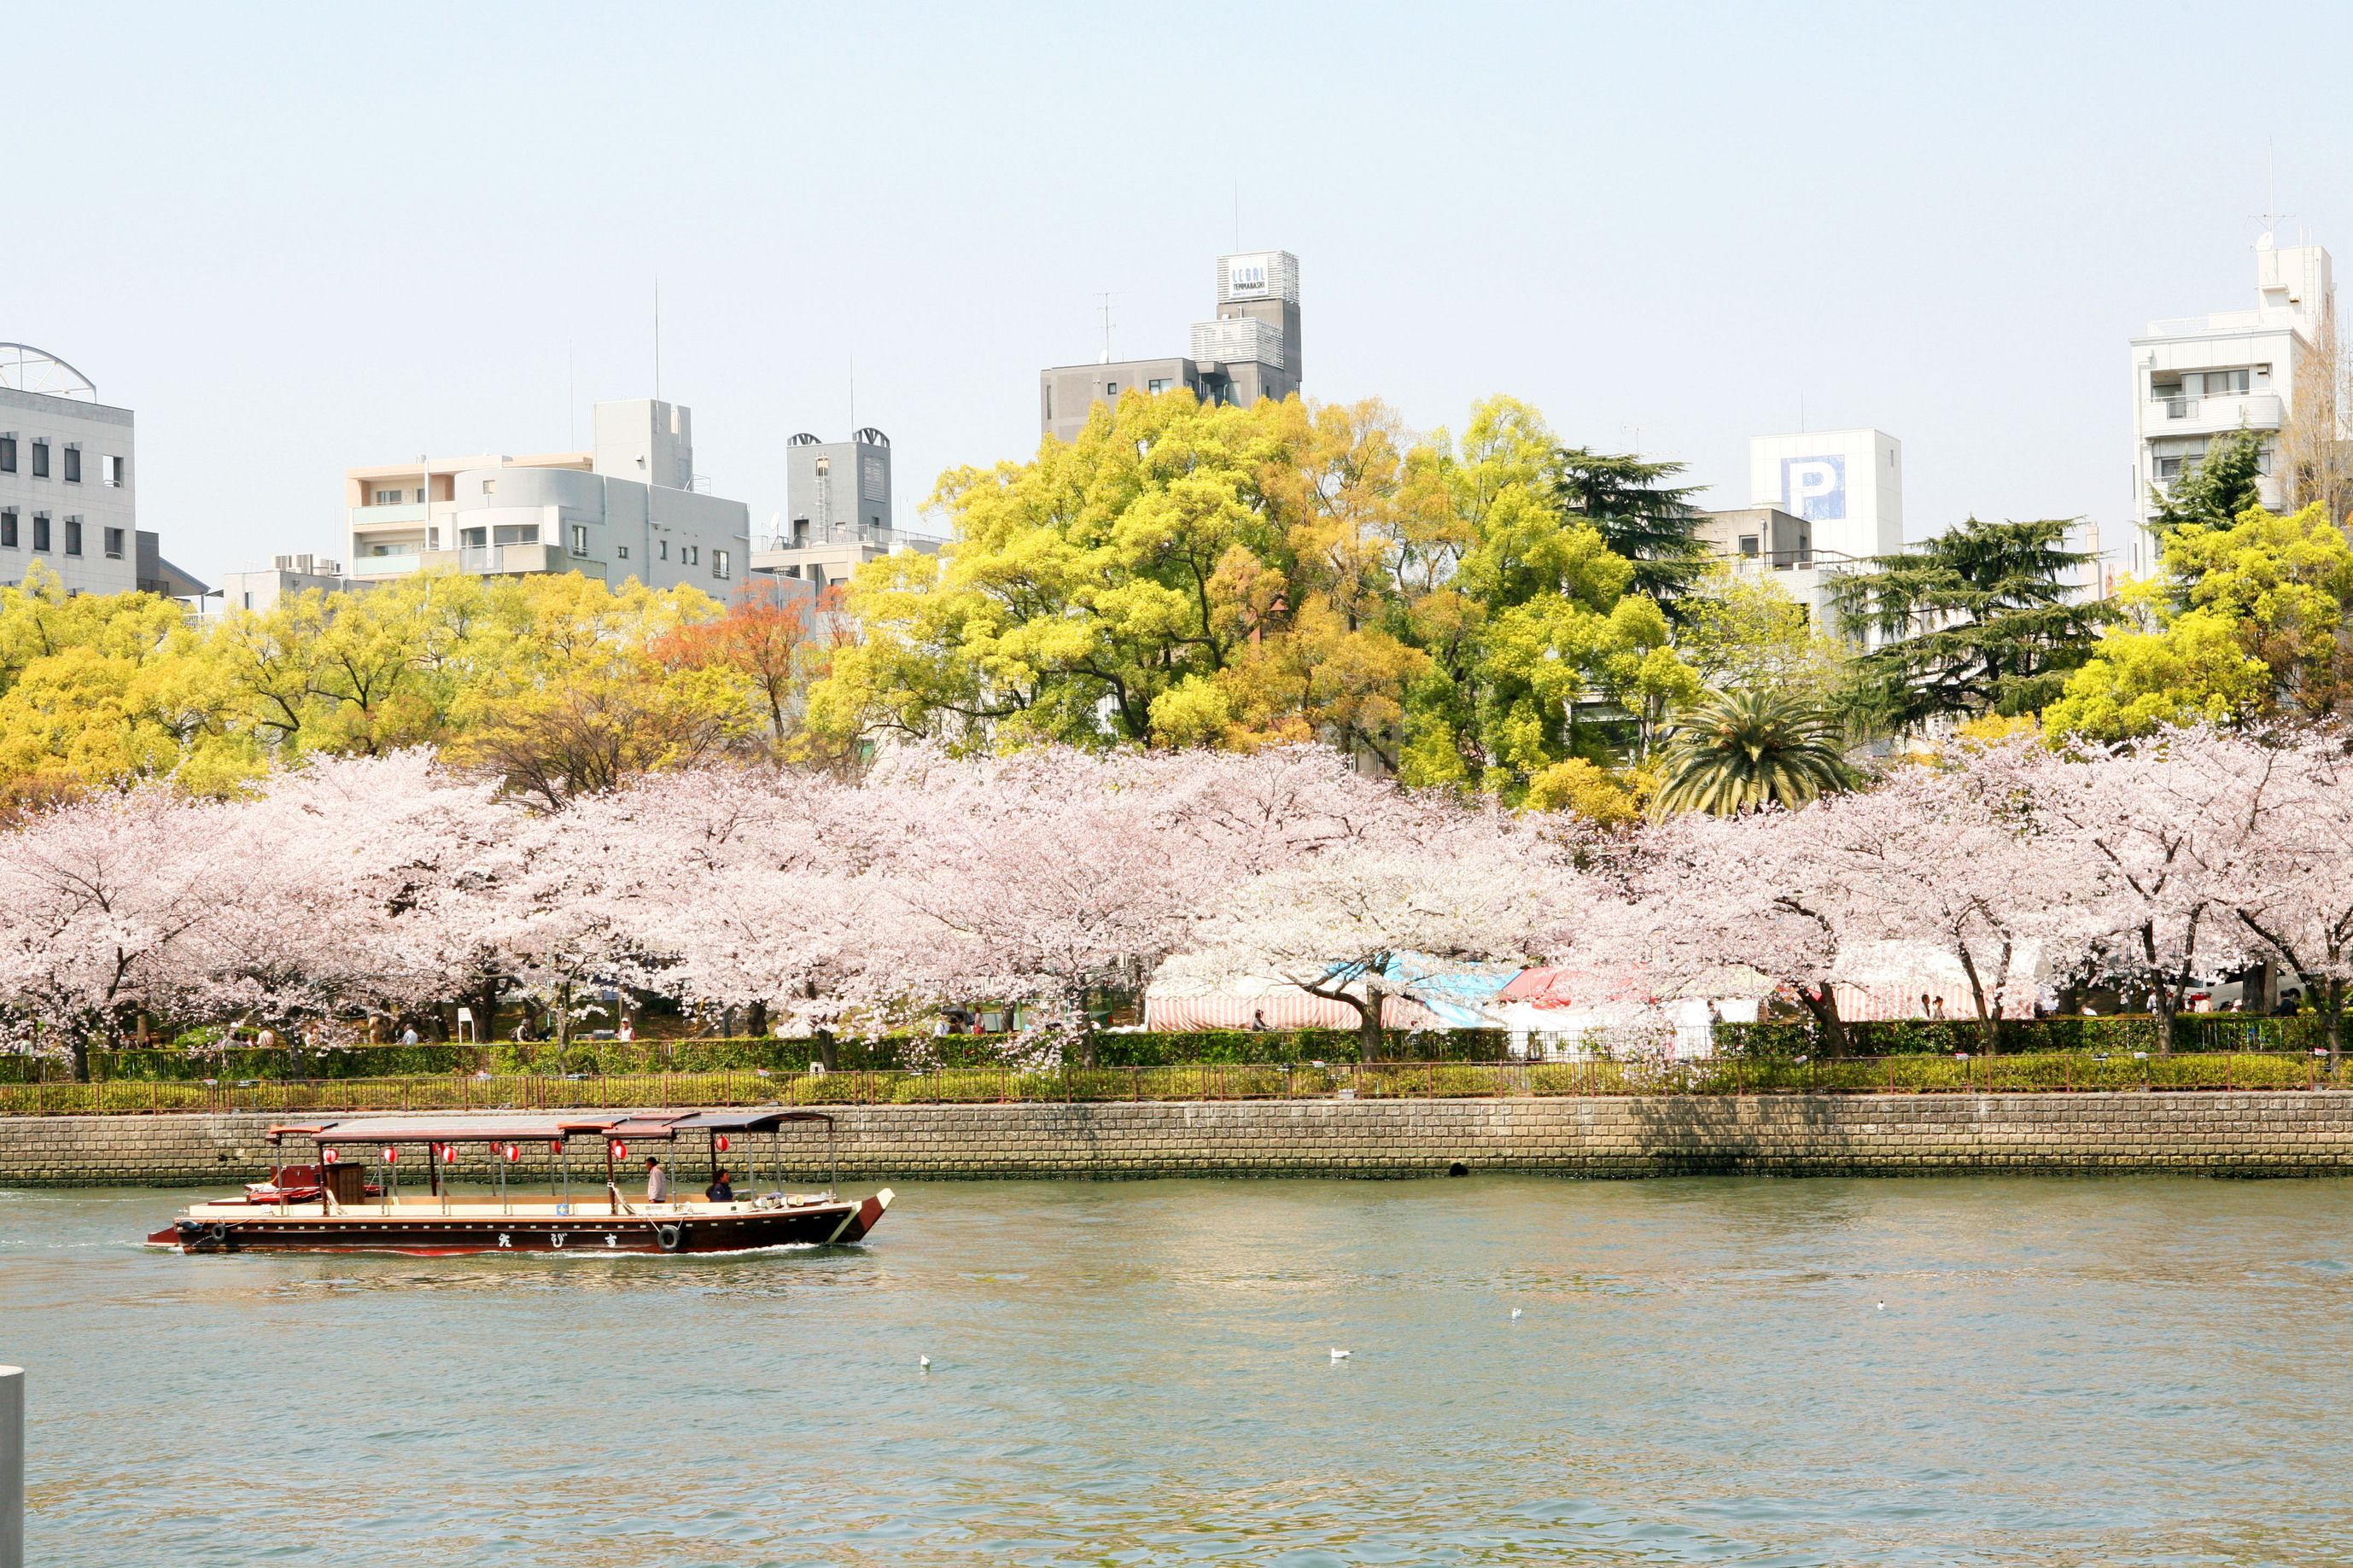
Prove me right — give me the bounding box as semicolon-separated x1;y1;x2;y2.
1652;689;1852;816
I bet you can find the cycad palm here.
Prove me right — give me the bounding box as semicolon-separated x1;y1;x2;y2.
1653;689;1851;816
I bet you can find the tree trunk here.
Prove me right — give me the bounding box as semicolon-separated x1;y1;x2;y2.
2326;979;2344;1071
2148;983;2175;1054
1792;983;1850;1058
746;1000;768;1040
71;1033;90;1085
1360;983;1386;1061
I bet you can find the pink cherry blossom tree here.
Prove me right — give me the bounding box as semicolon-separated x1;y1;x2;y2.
2035;726;2267;1052
0;786;242;1076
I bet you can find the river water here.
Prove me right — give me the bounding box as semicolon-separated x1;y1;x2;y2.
3;1176;2350;1565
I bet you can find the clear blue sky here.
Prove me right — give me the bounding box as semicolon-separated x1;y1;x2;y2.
15;1;2352;583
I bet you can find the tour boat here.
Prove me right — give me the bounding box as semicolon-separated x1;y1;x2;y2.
146;1107;892;1256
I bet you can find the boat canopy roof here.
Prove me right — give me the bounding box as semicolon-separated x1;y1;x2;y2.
264;1107;830;1146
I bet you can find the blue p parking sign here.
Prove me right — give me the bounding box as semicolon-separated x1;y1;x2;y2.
1781;455;1846;522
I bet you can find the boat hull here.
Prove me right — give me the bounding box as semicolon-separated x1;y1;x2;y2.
146;1191;891;1256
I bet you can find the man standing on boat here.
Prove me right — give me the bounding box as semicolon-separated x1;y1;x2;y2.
645;1157;670;1205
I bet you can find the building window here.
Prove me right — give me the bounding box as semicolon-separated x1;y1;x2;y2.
30;440;49;479
105;455;125;487
482;479;496;495
372;488;400;505
103;527;124;558
242;592;254;609
1044;385;1054;421
570;523;589;557
684;545;698;566
658;540;669;562
32;514;50;551
712;549;729;580
0;435;14;473
814;456;831;476
1737;534;1759;557
63;518;82;557
616;545;629;560
62;446;81;483
0;510;14;548
1105;381;1119;397
1147;378;1169;393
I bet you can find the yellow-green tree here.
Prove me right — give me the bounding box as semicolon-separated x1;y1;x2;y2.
2046;502;2353;741
0;565;256;800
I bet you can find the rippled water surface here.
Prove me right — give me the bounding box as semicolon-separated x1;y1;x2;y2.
3;1176;2351;1565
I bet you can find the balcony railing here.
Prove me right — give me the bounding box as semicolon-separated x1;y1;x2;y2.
350;552;422;576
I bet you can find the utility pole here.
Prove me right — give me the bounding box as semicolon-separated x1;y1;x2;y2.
2;1364;21;1568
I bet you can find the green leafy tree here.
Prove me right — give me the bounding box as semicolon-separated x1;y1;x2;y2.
1651;688;1851;816
1551;447;1711;606
1825;517;2117;732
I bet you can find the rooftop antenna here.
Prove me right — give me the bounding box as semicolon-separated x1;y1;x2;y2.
1234;180;1241;251
2254;140;2288;247
653;277;662;401
566;338;575;448
1097;292;1117;364
848;352;856;433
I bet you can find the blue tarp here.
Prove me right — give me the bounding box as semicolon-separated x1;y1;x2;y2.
1322;953;1526;1029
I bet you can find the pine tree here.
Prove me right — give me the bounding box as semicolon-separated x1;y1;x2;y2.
1550;447;1712;606
2149;428;2267;539
1825;517;2118;732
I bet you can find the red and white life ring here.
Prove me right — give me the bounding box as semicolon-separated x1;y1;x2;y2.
715;1134;730;1153
382;1146;397;1164
609;1141;628;1161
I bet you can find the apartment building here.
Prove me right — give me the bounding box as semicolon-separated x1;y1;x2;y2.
344;398;750;593
2128;236;2331;574
1040;251;1301;443
0;342;204;600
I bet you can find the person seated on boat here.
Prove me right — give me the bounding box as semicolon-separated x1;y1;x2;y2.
644;1157;670;1205
705;1169;736;1204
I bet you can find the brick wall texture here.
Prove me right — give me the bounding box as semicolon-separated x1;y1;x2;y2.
4;1093;2353;1186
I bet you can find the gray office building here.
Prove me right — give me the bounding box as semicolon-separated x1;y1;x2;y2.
1041;251;1301;442
750;428;939;592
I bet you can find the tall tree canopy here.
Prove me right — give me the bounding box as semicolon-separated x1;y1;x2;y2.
1825;517;2117;731
812;390;1702;802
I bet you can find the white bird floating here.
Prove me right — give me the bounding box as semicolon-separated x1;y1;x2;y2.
1329;1348;1351;1361
920;1355;932;1370
1875;1303;1885;1311
1510;1309;1523;1320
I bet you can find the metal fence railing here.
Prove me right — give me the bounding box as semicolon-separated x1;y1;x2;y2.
3;1051;2346;1117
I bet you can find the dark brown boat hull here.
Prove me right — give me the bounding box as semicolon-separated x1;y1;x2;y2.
147;1193;890;1256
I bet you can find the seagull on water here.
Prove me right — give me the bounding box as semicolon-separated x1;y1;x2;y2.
1510;1309;1523;1320
1875;1302;1885;1311
920;1355;932;1371
1329;1348;1351;1361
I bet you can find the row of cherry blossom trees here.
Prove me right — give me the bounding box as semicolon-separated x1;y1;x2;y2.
0;745;1556;1070
1556;728;2353;1055
3;727;2349;1071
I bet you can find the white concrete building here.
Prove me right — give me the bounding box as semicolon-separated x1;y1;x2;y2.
2128;236;2331;575
344;398;750;594
213;554;360;617
0;343;199;598
1747;428;1904;562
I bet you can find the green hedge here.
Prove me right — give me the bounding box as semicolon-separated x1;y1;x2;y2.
77;1027;1515;1081
39;1016;2350;1086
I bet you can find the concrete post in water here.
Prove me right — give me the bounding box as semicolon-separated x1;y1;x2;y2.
0;1364;20;1568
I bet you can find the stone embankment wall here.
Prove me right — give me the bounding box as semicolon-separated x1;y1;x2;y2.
3;1093;2352;1186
